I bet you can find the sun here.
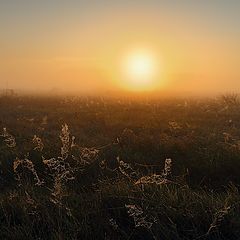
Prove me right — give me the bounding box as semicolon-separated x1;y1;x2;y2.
121;50;158;91
127;54;154;81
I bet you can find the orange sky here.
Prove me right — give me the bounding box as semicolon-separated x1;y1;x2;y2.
0;1;240;94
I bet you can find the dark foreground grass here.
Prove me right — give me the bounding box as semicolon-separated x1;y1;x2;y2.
0;95;240;239
1;180;240;240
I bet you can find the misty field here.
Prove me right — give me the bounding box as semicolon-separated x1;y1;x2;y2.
0;95;240;240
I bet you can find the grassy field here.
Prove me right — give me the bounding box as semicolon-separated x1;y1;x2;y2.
0;94;240;240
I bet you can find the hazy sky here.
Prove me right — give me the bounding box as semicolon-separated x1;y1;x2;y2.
1;0;240;94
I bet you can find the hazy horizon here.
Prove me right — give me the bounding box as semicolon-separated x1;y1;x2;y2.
1;0;240;95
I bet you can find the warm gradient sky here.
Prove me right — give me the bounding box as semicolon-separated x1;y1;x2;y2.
1;0;240;94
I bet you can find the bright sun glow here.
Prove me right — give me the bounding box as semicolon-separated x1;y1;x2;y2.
121;50;158;91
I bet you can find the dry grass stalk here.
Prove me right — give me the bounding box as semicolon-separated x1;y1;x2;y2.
1;127;16;148
13;156;44;186
32;135;44;151
125;204;153;229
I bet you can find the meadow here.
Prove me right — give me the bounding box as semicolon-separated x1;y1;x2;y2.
0;94;240;240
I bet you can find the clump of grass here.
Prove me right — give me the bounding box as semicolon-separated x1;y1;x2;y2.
221;93;239;107
13;155;44;186
1;96;240;239
135;158;172;185
0;127;16;148
32;135;44;152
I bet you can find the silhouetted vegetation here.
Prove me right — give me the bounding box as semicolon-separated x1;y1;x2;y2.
0;94;240;239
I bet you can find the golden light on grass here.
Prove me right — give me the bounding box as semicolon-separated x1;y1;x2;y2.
120;49;160;91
